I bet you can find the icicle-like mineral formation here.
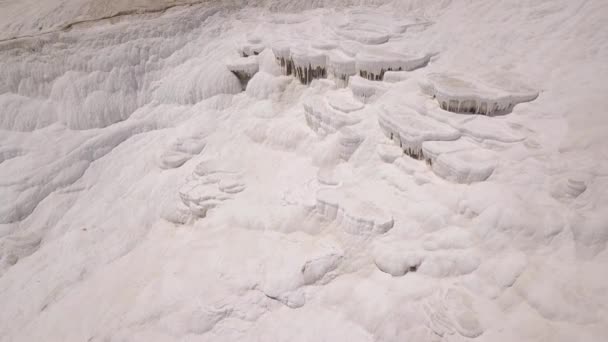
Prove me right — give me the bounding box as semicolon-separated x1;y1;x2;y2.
272;42;293;76
291;47;327;85
327;50;357;88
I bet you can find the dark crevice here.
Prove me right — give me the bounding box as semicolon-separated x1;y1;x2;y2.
0;1;211;44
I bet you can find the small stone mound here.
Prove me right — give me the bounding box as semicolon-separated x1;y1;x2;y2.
421;72;538;116
372;238;480;278
373;249;424;277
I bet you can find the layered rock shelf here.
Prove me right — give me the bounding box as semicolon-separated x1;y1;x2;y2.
266;19;432;88
378;105;460;160
355;50;430;81
422;139;498;183
349;75;388;103
316;187;394;235
269;43;430;86
421;72;539;116
303;95;360;135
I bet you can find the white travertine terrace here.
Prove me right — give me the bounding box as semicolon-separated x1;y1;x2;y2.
378;105;460;160
261;11;432;87
303;95;360;135
327;90;364;113
316;187;394;235
348;75;388;103
422;139;498;183
355;49;430;81
421;72;539;116
326;50;357;87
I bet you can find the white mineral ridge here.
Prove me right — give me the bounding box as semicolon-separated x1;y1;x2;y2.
1;0;607;342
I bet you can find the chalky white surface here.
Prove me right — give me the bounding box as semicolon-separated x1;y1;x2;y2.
0;0;607;341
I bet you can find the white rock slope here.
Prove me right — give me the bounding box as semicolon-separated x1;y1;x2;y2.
0;1;607;342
